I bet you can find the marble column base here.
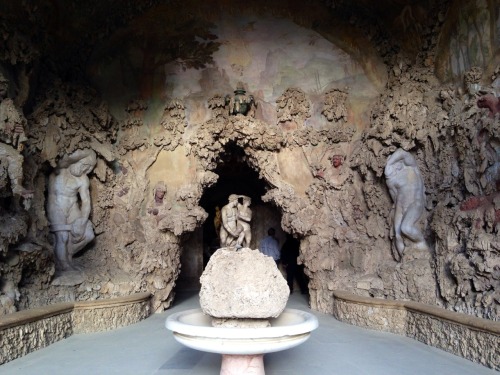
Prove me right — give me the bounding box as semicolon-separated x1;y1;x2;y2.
220;354;265;375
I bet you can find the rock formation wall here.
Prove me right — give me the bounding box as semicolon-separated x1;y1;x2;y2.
0;0;498;321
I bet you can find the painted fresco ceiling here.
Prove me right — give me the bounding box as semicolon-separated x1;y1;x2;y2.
88;9;384;126
1;0;499;124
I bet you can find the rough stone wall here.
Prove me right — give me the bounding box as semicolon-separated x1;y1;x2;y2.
332;291;500;370
428;76;500;319
0;312;73;364
0;293;151;365
407;312;500;370
332;301;408;334
342;1;500;319
72;301;151;334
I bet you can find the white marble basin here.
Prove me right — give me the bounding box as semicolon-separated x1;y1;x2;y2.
166;308;318;355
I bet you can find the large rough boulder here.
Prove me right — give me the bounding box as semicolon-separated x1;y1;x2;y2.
200;248;289;319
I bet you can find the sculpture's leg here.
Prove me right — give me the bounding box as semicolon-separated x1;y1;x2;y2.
68;221;95;256
220;228;228;247
236;231;245;248
244;231;251;248
53;231;72;271
220;354;264;375
400;204;426;248
394;233;404;256
393;207;405;257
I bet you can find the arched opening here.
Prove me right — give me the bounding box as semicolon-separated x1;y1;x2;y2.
176;143;286;291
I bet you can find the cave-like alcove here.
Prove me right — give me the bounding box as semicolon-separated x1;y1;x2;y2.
176;143;286;291
200;144;266;253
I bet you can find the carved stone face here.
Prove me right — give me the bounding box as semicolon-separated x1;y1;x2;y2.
331;155;343;168
155;188;166;203
228;194;239;205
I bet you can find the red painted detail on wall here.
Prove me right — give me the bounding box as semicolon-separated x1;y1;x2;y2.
460;196;486;211
477;94;500;118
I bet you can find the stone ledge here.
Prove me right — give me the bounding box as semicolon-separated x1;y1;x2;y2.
0;302;74;331
73;292;152;310
0;293;152;365
332;290;500;371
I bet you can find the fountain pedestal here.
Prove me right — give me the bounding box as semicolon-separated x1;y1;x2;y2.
166;247;318;374
166;308;318;374
220;354;263;375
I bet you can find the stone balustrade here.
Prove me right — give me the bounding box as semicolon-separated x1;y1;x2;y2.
332;290;500;371
0;293;151;365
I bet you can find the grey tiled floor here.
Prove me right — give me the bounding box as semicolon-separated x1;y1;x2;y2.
1;292;498;375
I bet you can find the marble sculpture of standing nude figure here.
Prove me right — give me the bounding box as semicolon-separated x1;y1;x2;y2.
47;149;97;272
385;148;427;261
219;194;253;248
219;194;242;247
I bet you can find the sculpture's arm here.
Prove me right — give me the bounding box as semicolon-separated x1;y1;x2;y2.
69;177;92;240
238;209;252;223
58;149;95;169
78;177;92;221
386;181;398;204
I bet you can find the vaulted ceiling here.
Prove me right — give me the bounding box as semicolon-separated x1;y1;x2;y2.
0;0;443;73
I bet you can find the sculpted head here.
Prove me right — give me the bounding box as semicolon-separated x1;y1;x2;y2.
228;194;239;205
330;154;344;168
154;181;167;203
71;157;96;177
60;149;97;177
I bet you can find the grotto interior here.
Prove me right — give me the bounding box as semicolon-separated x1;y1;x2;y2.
0;0;499;361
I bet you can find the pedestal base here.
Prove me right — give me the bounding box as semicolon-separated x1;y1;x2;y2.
220;354;264;375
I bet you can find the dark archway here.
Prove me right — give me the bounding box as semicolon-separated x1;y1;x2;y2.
176;143;287;291
199;143;282;266
199;144;266;256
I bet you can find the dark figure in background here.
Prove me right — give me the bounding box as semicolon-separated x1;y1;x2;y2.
259;227;280;265
281;235;308;294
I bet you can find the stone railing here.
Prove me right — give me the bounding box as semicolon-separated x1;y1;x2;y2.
332;290;500;371
0;292;151;365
